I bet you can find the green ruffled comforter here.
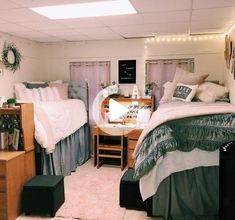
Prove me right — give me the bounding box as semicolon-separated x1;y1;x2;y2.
134;113;235;179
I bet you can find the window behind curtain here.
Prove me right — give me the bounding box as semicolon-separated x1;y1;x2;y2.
146;58;194;108
70;61;110;125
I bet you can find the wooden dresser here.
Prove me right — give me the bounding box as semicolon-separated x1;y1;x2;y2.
0;103;35;220
0;151;25;220
126;129;143;168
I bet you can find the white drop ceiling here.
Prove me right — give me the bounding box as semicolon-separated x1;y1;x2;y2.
0;0;234;42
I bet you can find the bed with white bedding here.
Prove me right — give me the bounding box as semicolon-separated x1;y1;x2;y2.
15;80;90;175
133;101;235;220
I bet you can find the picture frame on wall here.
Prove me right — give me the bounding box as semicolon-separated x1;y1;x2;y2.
118;60;136;84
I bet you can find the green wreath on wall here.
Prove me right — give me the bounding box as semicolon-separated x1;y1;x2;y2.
2;42;22;73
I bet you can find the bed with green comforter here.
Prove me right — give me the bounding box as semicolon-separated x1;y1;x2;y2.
133;101;235;220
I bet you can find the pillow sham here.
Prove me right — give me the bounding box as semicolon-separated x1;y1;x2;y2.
49;83;68;100
172;83;198;102
173;67;209;85
195;82;229;102
159;68;209;103
16;88;41;102
50;80;63;84
24;82;49;89
38;87;61;101
159;81;174;103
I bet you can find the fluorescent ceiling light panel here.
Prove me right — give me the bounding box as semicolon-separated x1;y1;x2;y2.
29;0;137;19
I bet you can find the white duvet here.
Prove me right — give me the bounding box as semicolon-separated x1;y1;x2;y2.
33;99;87;154
137;101;235;200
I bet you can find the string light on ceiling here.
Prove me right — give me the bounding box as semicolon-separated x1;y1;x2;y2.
146;34;225;43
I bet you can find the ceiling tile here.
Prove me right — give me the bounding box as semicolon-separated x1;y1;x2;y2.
88;33;123;40
0;23;33;33
78;27;115;35
20;21;67;31
57;18;105;28
192;7;235;21
111;22;188;35
193;0;235;9
12;31;64;42
130;0;191;13
0;0;21;9
0;8;48;22
191;19;232;30
62;35;93;42
142;10;190;24
40;29;83;36
97;14;143;26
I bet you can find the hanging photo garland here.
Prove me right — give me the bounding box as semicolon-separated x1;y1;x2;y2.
2;42;22;73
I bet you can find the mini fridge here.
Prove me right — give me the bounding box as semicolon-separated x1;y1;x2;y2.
220;141;235;220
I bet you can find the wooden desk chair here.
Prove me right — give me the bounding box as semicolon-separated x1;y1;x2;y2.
96;127;126;170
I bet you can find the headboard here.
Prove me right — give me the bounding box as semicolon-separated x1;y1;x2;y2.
68;80;89;111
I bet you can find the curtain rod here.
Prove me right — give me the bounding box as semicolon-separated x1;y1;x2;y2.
70;61;110;66
146;58;194;64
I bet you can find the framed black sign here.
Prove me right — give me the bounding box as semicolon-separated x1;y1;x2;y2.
118;60;136;84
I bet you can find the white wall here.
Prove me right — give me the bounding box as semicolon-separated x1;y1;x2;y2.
224;28;235;104
0;34;227;99
0;33;41;99
39;37;226;96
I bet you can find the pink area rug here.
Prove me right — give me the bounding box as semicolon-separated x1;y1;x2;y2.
56;160;126;220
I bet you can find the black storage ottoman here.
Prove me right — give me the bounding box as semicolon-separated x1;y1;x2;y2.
22;175;65;217
119;169;145;210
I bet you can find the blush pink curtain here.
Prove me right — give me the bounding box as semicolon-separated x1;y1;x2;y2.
70;61;110;125
146;59;194;108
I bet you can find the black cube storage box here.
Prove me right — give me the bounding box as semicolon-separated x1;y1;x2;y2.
22;175;65;217
119;169;145;210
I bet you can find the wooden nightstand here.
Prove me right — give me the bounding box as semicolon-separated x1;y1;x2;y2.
126;129;143;168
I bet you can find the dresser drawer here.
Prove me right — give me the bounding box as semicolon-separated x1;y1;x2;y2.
0;161;6;177
127;129;142;139
0;178;6;192
128;149;135;168
128;140;137;150
0;192;7;219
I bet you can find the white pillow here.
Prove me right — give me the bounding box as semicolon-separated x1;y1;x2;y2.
173;67;209;85
38;87;61;101
50;80;63;84
159;82;175;103
172;83;198;102
195;82;229;102
15;83;26;98
16;88;41;102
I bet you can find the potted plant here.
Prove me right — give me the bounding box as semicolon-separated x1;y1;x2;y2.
7;98;16;107
145;81;158;96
